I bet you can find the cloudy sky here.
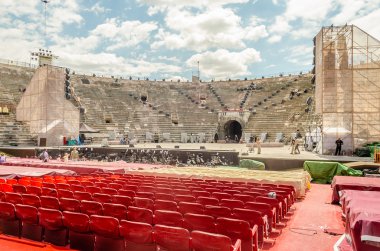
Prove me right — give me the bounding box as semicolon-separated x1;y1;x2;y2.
1;0;379;80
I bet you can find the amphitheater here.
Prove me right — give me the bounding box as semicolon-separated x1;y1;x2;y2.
0;24;380;251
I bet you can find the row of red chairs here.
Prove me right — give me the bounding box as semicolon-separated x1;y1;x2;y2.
0;191;270;245
0;202;243;251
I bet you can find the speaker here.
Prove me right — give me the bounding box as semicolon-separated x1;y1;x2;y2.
174;145;180;149
156;145;162;148
128;144;134;147
39;138;47;147
200;146;206;149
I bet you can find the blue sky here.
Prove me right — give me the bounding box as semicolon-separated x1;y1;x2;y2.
0;0;379;80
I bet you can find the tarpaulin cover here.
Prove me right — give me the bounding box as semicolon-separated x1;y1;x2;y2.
331;176;380;203
239;159;265;170
340;190;380;251
303;161;362;184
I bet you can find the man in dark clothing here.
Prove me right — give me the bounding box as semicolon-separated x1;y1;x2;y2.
335;138;343;155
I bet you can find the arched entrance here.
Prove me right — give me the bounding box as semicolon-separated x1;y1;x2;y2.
224;120;242;142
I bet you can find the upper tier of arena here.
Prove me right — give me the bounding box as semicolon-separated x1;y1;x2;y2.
0;62;316;146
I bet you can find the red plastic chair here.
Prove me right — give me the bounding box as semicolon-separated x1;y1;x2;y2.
6;179;18;185
173;189;192;196
154;199;178;212
136;192;155;200
197;196;219;206
42;182;56;189
81;200;103;216
223;189;241;196
205;205;232;219
183;213;217;233
191;230;242;251
255;197;282;223
22;194;41;208
119;189;136;198
12;184;27;194
41;187;58;197
57;189;74;199
178;202;204;215
63;211;95;251
232;208;267;244
103;203;128;220
15;204;42;241
5;192;23;204
60;198;81;212
56;183;71;190
220;199;245;210
0;202;20;237
71;184;86;192
112;195;133;208
39;208;67;246
108;183;123;190
138;186;155;193
127;206;153;224
216;218;259;251
134;197;154;211
119;220;156;251
26;186;42;196
90;215;124;251
154;210;183;228
155;193;174;201
123;184;138;191
245;202;276;229
102;187;118;195
74;191;93;201
212;192;233;201
155;188;172;194
192;190;211;198
154;224;190;251
175;194;196;203
40;196;60;210
86;186;102;194
1;183;14;192
93;193;113;204
233;194;255;203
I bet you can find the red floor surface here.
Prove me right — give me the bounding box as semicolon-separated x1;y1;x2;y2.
263;184;344;251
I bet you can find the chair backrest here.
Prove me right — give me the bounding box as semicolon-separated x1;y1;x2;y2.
15;204;38;224
119;189;136;198
192;190;211;198
86;186;102;194
56;183;71;190
138;186;155;193
191;230;235;251
102;187;118;195
5;192;23;204
154;210;183;228
119;220;155;251
12;184;27;194
154;224;190;251
108;183;123;190
90;215;120;238
0;202;16;220
154;199;178;212
216;218;253;251
42;182;56;189
93;193;113;204
212;192;232;201
74;191;93;201
183;213;216;233
112;195;133;208
39;207;64;230
205;205;232;219
127;206;153;224
22;194;41;208
155;188;172;195
197;196;219;206
136;192;155;200
175;194;196;203
26;186;42;196
155;193;174;201
63;211;90;233
71;184;86;192
41;187;58;197
57;189;74;199
134;197;154;211
123;185;138;191
40;196;60;210
233;194;255;203
103;203;128;220
178;202;204;215
81;200;103;216
173;189;192;196
220;199;245;210
60;198;81;212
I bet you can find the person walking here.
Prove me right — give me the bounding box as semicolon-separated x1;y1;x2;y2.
335;138;343;155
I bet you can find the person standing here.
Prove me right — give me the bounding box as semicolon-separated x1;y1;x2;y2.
335;138;343;155
256;137;261;154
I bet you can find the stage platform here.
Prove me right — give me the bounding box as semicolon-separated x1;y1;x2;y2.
1;143;374;171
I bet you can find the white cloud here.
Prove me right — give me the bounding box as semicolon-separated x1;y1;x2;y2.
283;45;313;66
152;8;268;51
268;35;282;43
351;9;380;40
91;18;158;51
86;2;110;15
186;48;262;79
